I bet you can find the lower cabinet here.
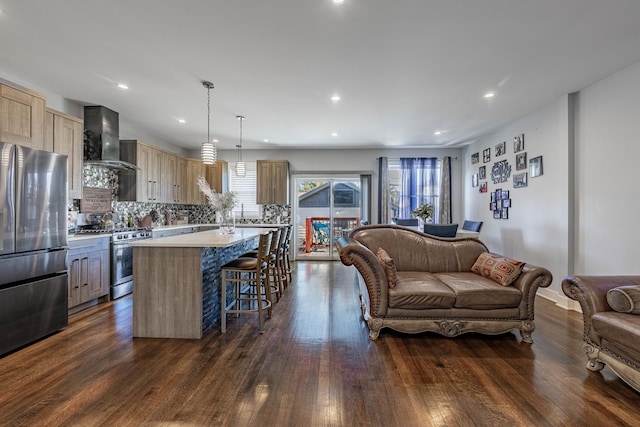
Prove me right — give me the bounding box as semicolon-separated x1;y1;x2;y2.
67;237;110;309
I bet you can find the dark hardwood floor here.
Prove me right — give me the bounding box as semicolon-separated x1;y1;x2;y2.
1;261;638;426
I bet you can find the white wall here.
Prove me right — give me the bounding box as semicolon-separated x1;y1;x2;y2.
463;97;571;300
574;61;640;274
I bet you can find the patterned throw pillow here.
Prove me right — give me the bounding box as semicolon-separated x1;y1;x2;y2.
376;247;397;289
607;285;640;314
471;252;525;286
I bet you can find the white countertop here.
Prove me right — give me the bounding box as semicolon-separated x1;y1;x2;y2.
68;233;111;242
129;227;273;248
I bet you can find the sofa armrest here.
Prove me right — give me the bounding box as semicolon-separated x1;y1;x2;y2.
510;263;553;320
336;236;389;317
562;275;640;345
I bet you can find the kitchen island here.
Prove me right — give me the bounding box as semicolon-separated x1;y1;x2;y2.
129;228;270;339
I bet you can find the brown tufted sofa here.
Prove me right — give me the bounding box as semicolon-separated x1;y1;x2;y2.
336;225;553;341
562;276;640;392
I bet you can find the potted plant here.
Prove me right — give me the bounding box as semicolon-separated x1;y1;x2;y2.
411;203;434;223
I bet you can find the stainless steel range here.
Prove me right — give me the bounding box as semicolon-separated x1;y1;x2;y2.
76;214;152;299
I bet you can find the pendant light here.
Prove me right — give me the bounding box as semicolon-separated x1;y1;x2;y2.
200;81;217;164
235;115;246;177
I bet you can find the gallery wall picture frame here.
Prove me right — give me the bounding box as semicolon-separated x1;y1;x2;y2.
513;172;528;188
530;155;543;178
472;173;479;187
480;182;487;193
516;152;527;170
514;134;525;153
495;141;506;157
483;148;491;163
501;208;509;219
478;166;486;180
471;152;479;164
491;159;512;184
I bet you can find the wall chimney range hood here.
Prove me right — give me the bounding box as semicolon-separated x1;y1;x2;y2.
83;106;138;170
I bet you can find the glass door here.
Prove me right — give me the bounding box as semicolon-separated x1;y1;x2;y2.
293;175;367;260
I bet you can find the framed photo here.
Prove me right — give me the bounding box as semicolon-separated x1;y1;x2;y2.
514;134;525;153
495;188;502;199
530;156;543;178
503;198;511;208
496;199;503;210
478;166;486;180
493;210;501;219
471;152;479;164
501;190;509;200
516;152;527;171
495;141;506;157
513;172;528;188
490;192;496;202
472;173;478;187
490;202;496;210
480;182;487;193
483;148;491;163
501;208;509;219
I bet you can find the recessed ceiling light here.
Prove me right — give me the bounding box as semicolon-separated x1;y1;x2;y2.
178;119;186;124
213;139;219;143
484;92;495;98
117;83;129;90
331;94;341;102
434;130;443;135
332;132;338;137
332;0;345;4
264;139;269;143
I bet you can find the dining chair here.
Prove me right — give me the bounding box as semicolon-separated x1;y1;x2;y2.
422;223;459;238
395;218;419;226
462;220;483;233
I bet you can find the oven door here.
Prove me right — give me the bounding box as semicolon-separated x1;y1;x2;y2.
111;242;133;287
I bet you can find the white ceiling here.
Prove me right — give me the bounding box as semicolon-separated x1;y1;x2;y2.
2;0;640;151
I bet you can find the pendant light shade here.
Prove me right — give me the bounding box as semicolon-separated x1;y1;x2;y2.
201;81;217;164
235;115;246;177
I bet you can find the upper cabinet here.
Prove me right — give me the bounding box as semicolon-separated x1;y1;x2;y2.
0;82;45;150
44;108;83;200
256;160;289;205
206;160;228;194
119;140;163;202
162;152;186;203
186;159;205;204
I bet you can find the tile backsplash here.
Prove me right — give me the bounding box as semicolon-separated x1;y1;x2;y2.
76;164;290;227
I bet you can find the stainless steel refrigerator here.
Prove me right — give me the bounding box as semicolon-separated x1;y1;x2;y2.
0;142;69;356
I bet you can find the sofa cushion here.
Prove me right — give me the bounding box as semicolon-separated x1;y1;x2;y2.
435;272;522;309
389;272;456;309
592;312;640;360
607;285;640;314
471;252;525;286
376;247;397;289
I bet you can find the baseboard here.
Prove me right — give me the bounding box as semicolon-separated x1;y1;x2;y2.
537;287;582;313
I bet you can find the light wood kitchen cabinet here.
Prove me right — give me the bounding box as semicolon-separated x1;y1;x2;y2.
176;157;187;203
186;158;205;204
256;160;289;204
44;108;83;200
67;237;110;310
0;82;46;150
206;160;228;194
119;140;163;202
163;152;185;203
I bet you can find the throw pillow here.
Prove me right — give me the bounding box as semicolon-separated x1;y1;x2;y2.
471;252;525;286
607;285;640;314
376;247;397;289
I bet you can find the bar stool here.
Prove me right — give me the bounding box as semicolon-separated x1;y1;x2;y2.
282;224;293;286
220;232;272;333
277;225;292;291
266;227;283;303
